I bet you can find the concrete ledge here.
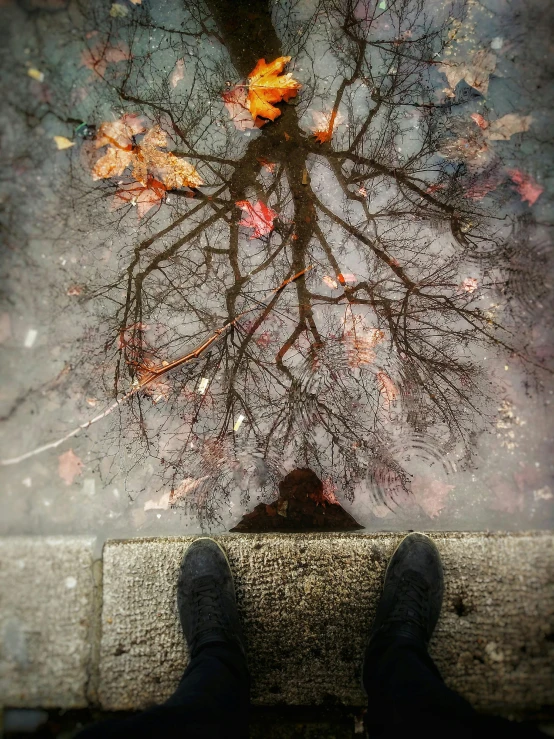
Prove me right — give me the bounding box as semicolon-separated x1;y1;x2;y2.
0;537;97;708
99;533;554;714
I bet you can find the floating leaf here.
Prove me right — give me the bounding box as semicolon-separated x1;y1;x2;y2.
236;200;277;238
27;68;44;82
95;113;146;150
54;135;74;150
246;56;301;121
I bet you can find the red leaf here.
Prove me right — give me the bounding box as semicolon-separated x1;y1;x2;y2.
236;200;277;238
337;273;356;285
507;169;544;206
470;112;488;130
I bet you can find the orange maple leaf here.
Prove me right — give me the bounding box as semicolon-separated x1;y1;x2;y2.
311;109;344;144
92;119;202;190
313;129;333;144
246;56;301;121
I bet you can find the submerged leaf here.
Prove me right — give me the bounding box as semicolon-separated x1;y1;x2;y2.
470;113;488;130
311;109;344;144
487;113;532;141
236;200;278;238
439;50;496;94
80;41;130;76
112;177;167;218
58;449;84;485
92;120;202;189
322;275;338;289
170;58;185;88
222;85;259;130
507;169;543;205
54;135;74;150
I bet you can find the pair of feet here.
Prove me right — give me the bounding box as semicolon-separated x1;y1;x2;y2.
178;532;444;659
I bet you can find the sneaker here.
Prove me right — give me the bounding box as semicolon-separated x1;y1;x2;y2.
177;537;246;658
368;532;444;646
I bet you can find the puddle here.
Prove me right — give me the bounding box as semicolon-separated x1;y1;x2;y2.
0;0;552;538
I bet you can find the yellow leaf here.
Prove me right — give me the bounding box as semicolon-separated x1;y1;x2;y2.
110;3;128;17
27;68;44;82
246;56;301;121
54;136;75;150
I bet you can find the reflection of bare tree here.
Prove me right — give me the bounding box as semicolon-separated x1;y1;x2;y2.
2;0;550;525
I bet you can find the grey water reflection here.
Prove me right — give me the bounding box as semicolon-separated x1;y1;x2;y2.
0;0;552;537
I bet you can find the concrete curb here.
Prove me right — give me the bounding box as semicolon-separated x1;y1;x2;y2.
99;532;554;714
0;537;97;708
1;533;552;715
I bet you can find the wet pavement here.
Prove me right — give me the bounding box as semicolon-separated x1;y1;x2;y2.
0;0;553;537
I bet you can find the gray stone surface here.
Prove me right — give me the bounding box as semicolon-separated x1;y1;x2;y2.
0;537;97;708
99;533;554;714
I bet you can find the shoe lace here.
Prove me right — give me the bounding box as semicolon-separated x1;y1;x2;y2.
191;575;225;637
387;570;429;630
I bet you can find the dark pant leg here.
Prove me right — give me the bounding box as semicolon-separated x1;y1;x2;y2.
363;636;544;738
77;642;250;739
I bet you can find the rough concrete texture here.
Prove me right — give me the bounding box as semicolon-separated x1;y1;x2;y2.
99;533;554;715
0;537;97;708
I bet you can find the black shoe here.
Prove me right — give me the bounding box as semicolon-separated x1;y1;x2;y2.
368;532;444;647
177;537;245;658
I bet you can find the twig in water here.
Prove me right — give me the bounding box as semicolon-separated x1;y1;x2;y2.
0;267;313;466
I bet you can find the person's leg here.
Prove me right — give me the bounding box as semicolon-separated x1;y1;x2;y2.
362;533;544;738
77;538;250;739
